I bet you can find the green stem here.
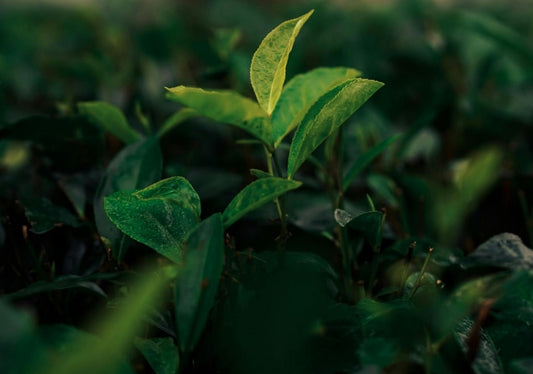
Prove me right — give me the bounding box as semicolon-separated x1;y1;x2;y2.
264;146;289;264
408;247;434;300
518;190;533;247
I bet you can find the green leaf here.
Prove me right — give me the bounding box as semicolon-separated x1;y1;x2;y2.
156;108;198;139
104;177;201;263
336;209;383;250
250;168;272;179
94;137;162;262
3;273;119;300
287;78;384;178
22;197;80;234
271;67;361;147
462;233;533;270
134;337;179;374
342;135;400;191
222;177;302;227
78;101;141;144
433;147;503;244
366;173;400;209
175;213;224;352
250;10;314;115
165;86;272;146
46;267;175;374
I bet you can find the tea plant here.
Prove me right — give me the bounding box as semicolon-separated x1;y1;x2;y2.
1;8;533;374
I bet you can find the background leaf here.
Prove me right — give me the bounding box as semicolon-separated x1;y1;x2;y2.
271;67;360;147
104;177;200;263
222;177;302;227
175;213;224;352
78;101;141;144
94;137;162;262
342;135;400;191
22;197;80;234
250;10;313;114
134;337;179;374
287;78;384;178
165;86;272;145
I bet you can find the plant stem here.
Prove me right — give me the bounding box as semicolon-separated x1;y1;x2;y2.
263;146;289;264
408;247;434;300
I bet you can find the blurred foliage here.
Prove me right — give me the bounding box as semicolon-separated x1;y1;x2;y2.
1;0;533;373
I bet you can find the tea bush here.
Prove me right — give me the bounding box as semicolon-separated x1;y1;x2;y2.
1;3;533;374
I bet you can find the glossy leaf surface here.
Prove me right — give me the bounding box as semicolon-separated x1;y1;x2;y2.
165;86;272;146
104;177;201;263
271;67;360;147
94;137;162;262
287;78;384;178
175;213;224;352
250;10;313;114
222;177;302;227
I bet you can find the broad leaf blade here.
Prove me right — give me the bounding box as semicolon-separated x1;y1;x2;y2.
341;210;384;251
271;67;361;147
342;135;400;191
222;177;302;227
134;337;179;374
22;197;80;234
165;86;272;146
175;213;224;352
104;177;201;263
94;137;162;262
250;10;314;114
287;78;384;178
78;101;141;144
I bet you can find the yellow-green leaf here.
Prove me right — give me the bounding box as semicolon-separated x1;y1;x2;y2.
271;67;361;147
287;78;384;178
250;10;314;115
165;86;272;146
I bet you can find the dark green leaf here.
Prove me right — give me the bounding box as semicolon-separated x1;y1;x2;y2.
250;10;313;115
366;173;400;208
3;273;118;300
250;168;272;179
287;78;383;178
337;209;383;250
94;137;162;262
342;135;400;191
78;101;141;144
165;86;272;146
271;67;361;147
175;213;224;352
46;267;174;374
134;337;179;374
104;177;201;263
22;197;80;234
222;177;301;227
